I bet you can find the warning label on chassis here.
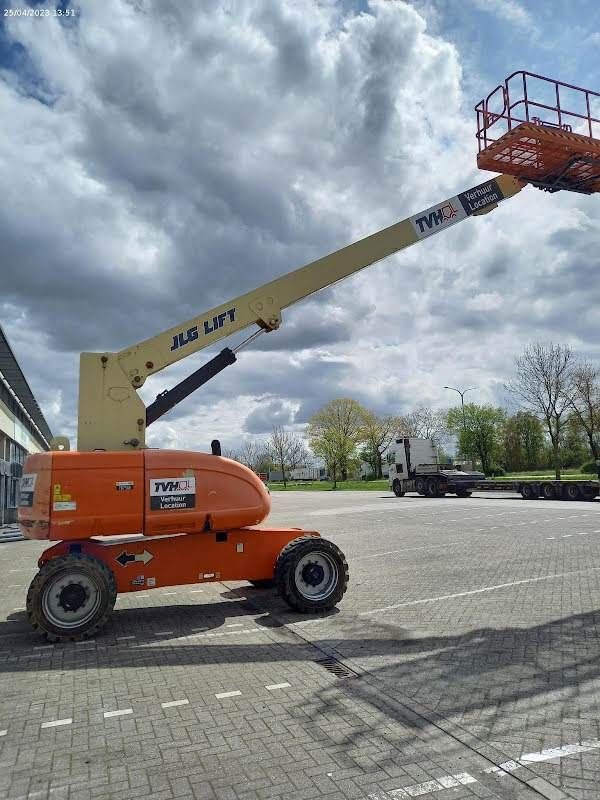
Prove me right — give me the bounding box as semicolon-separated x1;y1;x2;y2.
150;476;196;510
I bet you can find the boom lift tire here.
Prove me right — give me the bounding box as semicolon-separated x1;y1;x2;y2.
26;553;117;642
392;479;405;497
275;537;348;613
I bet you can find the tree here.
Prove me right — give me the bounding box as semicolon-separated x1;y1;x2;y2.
506;342;574;479
361;412;400;478
234;440;273;473
568;360;600;461
502;411;544;471
269;427;306;488
308;398;367;488
398;406;449;447
447;403;506;474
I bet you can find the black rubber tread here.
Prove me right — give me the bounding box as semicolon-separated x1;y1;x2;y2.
455;489;472;497
26;552;117;642
275;536;349;613
392;479;405;497
564;483;581;500
249;579;275;588
415;477;426;495
426;477;443;497
541;483;556;500
521;484;536;499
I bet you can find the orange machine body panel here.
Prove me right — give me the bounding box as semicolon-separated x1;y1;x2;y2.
37;527;318;593
19;450;271;542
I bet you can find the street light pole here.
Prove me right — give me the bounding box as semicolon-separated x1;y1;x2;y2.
443;385;476;459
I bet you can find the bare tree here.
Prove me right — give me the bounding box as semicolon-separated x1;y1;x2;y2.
398;406;449;447
234;440;273;473
568;360;600;461
269;426;306;488
506;342;574;479
361;412;400;478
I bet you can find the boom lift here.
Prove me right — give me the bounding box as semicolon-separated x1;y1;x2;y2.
18;71;600;641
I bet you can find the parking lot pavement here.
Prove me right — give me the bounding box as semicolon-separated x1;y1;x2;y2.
0;492;599;800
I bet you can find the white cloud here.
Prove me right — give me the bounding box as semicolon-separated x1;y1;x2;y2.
0;0;597;454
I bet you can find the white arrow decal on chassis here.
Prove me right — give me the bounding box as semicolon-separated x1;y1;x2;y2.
116;549;154;567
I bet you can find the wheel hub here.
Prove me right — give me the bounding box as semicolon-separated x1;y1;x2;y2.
301;561;325;587
57;582;88;613
42;570;102;629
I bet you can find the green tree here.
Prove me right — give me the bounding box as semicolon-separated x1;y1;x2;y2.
502;412;544;471
447;403;506;474
361;412;400;479
308;399;367;488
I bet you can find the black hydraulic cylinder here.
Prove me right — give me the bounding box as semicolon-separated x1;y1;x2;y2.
146;347;237;426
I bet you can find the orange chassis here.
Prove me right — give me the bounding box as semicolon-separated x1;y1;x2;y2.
38;527;320;594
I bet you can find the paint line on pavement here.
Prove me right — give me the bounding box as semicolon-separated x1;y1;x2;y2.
190;589;204;593
103;708;133;718
154;630;174;635
116;635;136;641
265;683;291;691
0;730;6;737
161;699;189;709
360;566;600;615
367;772;476;799
226;623;244;628
161;592;177;596
33;645;54;650
41;718;72;729
521;739;600;763
215;690;242;699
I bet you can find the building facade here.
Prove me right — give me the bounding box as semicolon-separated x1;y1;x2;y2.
0;324;52;525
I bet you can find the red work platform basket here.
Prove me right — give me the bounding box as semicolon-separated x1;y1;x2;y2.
476;71;600;193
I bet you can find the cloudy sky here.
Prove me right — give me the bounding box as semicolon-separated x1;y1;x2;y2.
1;0;600;453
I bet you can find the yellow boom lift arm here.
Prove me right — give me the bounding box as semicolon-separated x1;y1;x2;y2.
75;174;524;452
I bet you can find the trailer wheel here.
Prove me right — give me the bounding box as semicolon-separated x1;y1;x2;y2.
26;553;116;642
456;489;472;498
521;484;537;499
275;537;348;613
249;579;275;588
415;477;426;495
564;483;581;501
392;479;405;497
541;483;556;500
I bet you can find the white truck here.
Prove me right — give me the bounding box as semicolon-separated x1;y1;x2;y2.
389;438;485;498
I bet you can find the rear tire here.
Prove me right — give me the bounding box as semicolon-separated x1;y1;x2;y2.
456;489;472;498
415;477;426;495
26;553;116;642
426;478;443;497
392;479;405;497
275;537;348;613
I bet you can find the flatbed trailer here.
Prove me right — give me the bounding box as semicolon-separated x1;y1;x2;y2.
475;479;600;501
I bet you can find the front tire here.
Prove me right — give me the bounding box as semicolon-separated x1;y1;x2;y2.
521;484;537;499
26;553;117;642
392;479;405;497
275;537;348;613
456;489;472;498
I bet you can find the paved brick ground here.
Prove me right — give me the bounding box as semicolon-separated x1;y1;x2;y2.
1;491;599;799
